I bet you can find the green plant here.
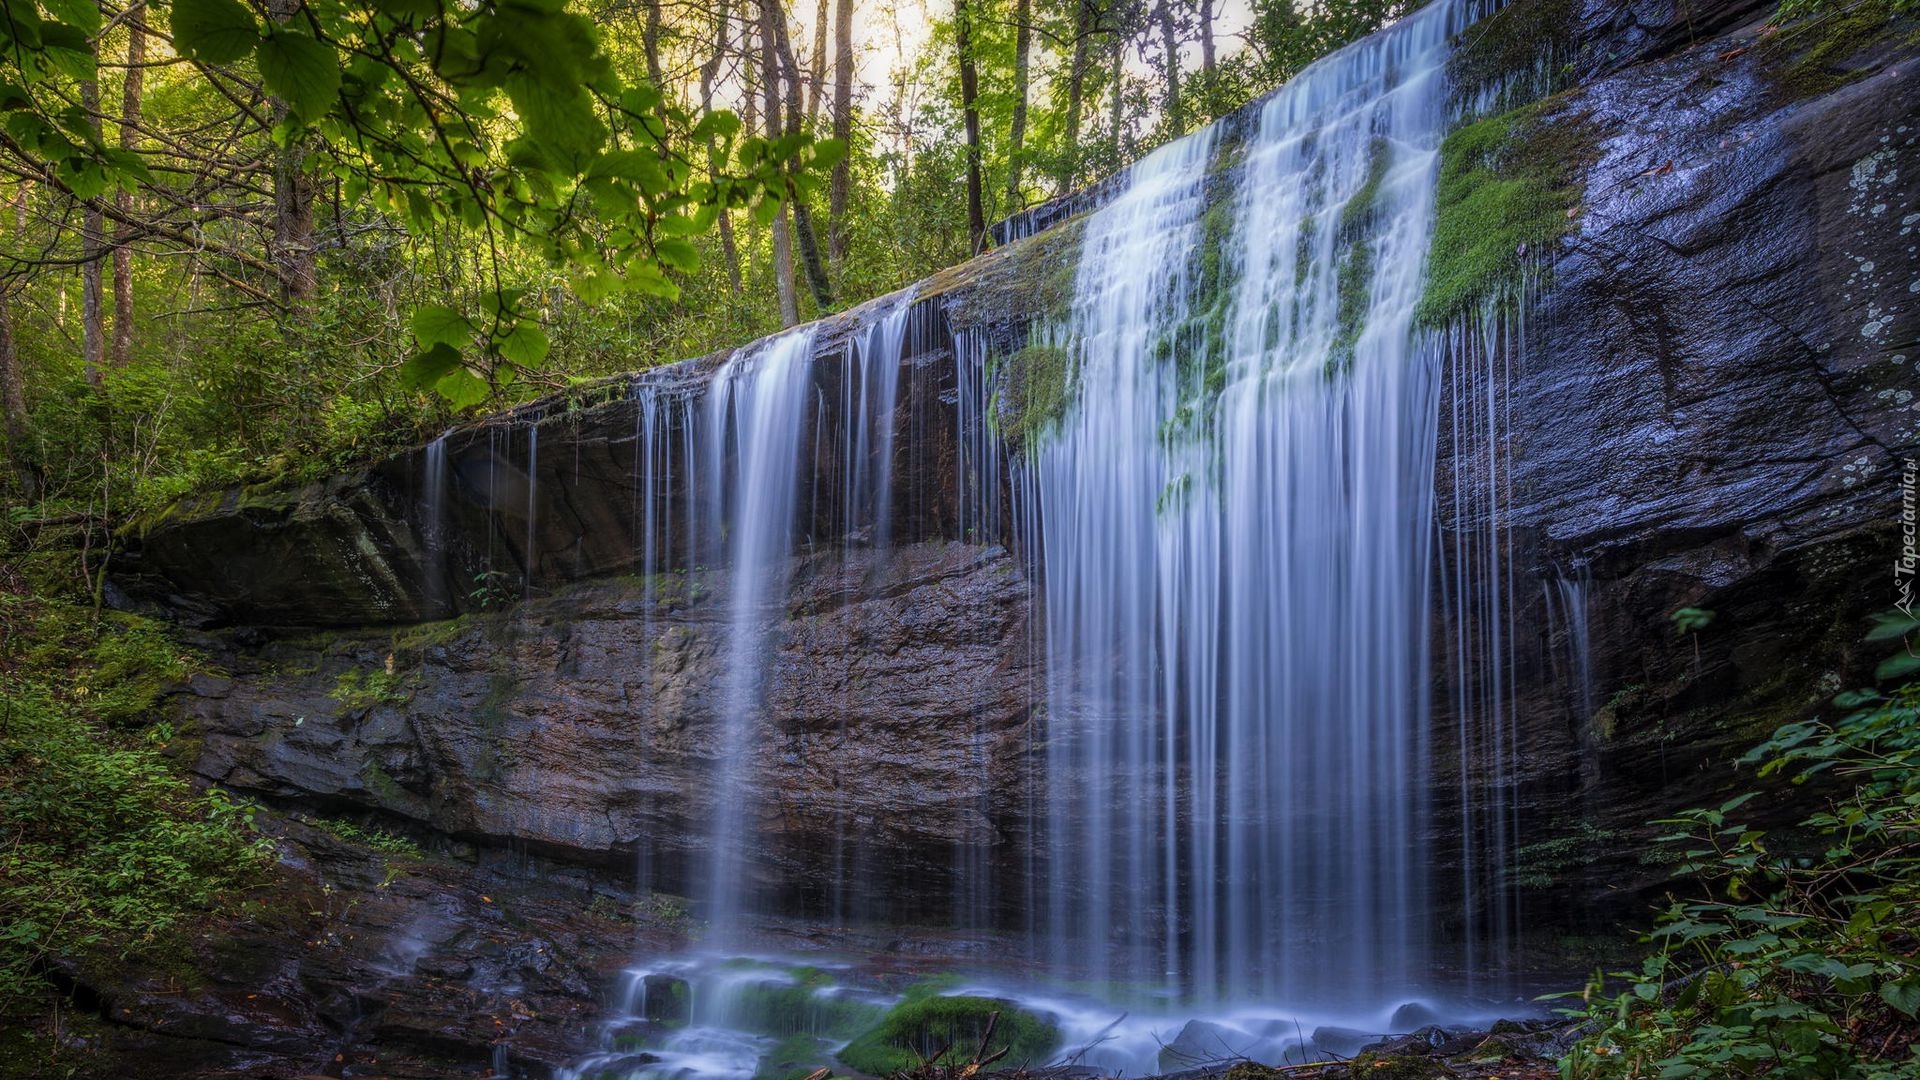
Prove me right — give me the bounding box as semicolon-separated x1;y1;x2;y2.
1558;622;1920;1077
0;606;272;1005
301;815;423;859
328;666;413;710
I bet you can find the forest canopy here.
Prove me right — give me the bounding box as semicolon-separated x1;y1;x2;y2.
0;0;1409;546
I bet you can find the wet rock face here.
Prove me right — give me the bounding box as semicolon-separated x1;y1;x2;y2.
1430;0;1920;930
182;540;1036;926
120;0;1920;961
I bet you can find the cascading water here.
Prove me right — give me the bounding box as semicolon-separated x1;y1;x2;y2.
1026;0;1479;1005
702;328;821;941
556;2;1543;1074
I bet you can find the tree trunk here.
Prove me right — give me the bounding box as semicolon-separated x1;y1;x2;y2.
1060;0;1096;193
828;0;854;264
767;0;834;308
1199;0;1216;75
0;288;34;499
79;79;105;382
758;10;800;326
1005;0;1032;209
955;0;987;254
1108;30;1125;165
268;0;317;301
806;0;829;122
643;0;665;86
700;0;743;290
1155;0;1183;137
112;5;144;366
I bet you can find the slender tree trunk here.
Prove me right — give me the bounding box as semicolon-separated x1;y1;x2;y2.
767;0;834;308
79;80;105;383
700;0;743;291
643;0;664;85
828;0;854;264
268;0;317;301
1155;0;1183;136
0;289;34;499
1005;0;1032;209
112;5;144;366
955;0;986;253
1199;0;1216;75
758;10;800;326
1108;30;1126;164
1060;0;1096;193
806;0;829;122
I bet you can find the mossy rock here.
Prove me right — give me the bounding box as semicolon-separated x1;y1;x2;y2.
727;971;885;1040
1760;0;1915;99
835;994;1058;1075
997;341;1076;451
1346;1051;1449;1078
757;1033;835;1080
1222;1063;1287;1080
1416;97;1599;327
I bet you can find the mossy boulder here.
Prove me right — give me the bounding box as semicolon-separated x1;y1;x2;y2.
835;994;1058;1075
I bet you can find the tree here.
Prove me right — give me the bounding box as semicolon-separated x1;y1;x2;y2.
110;4;143;366
954;0;986;253
1005;0;1032;208
829;0;854;264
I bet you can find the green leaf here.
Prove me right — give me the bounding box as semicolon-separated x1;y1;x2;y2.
1866;610;1920;642
410;304;471;350
170;0;261;64
399;343;463;390
40;0;103;36
653;237;699;272
505;73;605;172
1877;650;1920;681
258;28;341;120
493;321;549;367
1882;979;1920;1018
434;366;491;410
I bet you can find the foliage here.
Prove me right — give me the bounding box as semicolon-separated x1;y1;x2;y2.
0;595;272;1006
329;665;412;709
301;814;422;857
1558;628;1920;1078
836;994;1058;1075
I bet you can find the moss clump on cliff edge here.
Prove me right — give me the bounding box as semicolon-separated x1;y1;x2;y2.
997;340;1076;451
1416;99;1597;328
1762;0;1915;99
835;994;1058;1075
1446;0;1580;109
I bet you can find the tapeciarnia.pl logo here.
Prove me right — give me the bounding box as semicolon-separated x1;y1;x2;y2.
1899;458;1918;618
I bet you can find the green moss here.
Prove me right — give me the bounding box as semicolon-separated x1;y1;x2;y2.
1416;99;1597;328
836;995;1058;1075
727;973;885;1040
1762;0;1913;99
1348;1051;1449;1078
390;615;472;653
756;1034;834;1080
1446;0;1580;110
998;341;1076;451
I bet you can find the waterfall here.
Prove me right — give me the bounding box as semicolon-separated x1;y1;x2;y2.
702;328;821;940
1026;0;1481;1005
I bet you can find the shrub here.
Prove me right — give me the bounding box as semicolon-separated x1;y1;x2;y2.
1559;615;1920;1077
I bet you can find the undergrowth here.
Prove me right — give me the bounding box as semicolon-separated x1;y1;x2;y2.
1558;612;1920;1077
0;585;272;1008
